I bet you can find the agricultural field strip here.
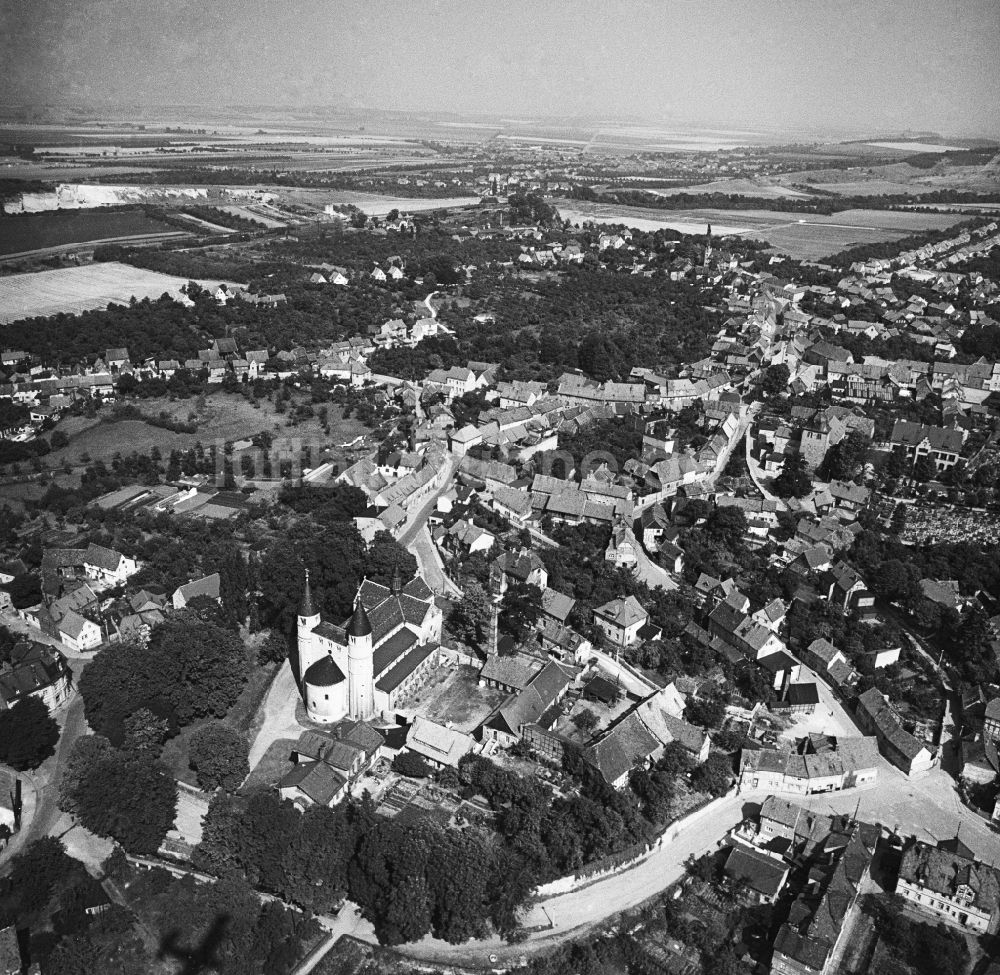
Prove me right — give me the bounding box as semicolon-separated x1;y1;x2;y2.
0;262;243;324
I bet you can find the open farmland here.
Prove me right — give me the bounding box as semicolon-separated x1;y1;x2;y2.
0;261;242;324
555;198;965;259
309;190;481;216
807;208;964;230
759;222;911;259
646;178;815;199
0;208;182;254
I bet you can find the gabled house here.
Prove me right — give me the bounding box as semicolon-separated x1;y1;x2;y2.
593;595;648;647
82;544;138;585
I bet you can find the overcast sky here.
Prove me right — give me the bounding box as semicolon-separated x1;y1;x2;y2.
2;0;998;137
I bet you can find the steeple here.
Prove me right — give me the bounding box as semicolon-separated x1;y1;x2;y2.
300;569;317;618
347;597;372;638
390;560;403;595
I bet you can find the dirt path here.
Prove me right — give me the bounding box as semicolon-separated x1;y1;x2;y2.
247;659;306;767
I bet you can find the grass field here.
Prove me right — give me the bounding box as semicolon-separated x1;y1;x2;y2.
809;208;963;230
43;393;331;465
557;197;964;259
0;261;241;324
0;209;179;255
760;223;911;259
35;393;371;482
647;178;814;199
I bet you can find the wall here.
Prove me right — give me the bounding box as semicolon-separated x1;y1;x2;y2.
534;791;732;898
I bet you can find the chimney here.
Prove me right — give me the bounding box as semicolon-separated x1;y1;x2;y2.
488;603;499;657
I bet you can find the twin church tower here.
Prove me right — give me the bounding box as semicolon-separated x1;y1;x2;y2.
296;565;443;724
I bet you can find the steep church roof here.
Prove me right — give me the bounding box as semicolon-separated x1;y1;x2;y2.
300;571;317;617
304;655;346;687
347;599;373;638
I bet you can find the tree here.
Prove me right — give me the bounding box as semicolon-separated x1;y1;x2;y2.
446;579;491;648
392;751;432;779
189;723;250;792
912;454;937;483
890;502;908;536
257;631;289;665
365;532;417;588
121;708;169;755
2;837;82;927
821;429;870;481
218;544;249;625
773;452;813;498
761;363;790;398
684;696;726;729
499;581;543;644
59;735;176;854
7;572;42;609
0;695;59;770
49;429;70;450
79;612;249;743
571;709;599;734
690;752;732;797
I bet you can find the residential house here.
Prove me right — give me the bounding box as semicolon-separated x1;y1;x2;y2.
0;641;72;712
405;716;476;769
854;687;935;777
172;572;221;610
739;736;879;795
723;843;789;904
82;543;138;585
593;595;648;647
896;839;1000;934
890;420;965;471
769;822;878;975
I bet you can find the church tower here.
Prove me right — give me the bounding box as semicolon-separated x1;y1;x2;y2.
297;570;322;681
347;598;374;719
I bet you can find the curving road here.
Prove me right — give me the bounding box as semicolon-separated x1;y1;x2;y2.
321;792;751;967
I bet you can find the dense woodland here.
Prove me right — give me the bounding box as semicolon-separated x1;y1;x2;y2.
0;838;319;975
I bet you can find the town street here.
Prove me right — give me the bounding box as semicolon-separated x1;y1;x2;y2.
397;452;462;596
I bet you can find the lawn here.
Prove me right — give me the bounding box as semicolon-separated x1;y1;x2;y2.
43;390;368;471
240;737;296;794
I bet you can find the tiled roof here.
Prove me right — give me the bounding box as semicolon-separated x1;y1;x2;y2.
83;542;126;572
175;572;220;603
371;627;418;679
899;840;1000;913
280;761;346;805
586;711;660;785
376;641;437;693
595;595;647;629
724;844;788;898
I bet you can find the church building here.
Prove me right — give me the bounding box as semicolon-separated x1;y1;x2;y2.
297;568;443;723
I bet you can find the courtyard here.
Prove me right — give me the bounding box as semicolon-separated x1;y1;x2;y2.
402;663;508;734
